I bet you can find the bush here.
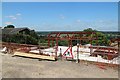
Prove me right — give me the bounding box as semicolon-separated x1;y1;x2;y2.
2;34;38;45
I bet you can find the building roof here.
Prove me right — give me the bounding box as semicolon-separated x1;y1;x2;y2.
2;28;30;34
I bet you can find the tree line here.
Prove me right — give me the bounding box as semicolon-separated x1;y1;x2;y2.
2;25;117;46
2;25;39;45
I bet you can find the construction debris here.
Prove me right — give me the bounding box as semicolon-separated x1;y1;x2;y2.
0;47;7;53
29;45;119;64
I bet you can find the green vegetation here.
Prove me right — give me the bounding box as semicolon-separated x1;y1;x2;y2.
3;34;38;45
4;25;15;28
58;40;69;46
2;25;118;46
2;25;39;45
83;28;111;46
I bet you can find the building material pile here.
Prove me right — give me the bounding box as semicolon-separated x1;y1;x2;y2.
14;51;56;60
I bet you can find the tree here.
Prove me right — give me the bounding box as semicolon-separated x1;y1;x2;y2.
83;28;110;46
58;40;69;46
30;30;38;39
4;25;15;28
2;27;39;45
83;28;96;32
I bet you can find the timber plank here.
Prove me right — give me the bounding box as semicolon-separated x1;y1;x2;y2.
14;51;55;60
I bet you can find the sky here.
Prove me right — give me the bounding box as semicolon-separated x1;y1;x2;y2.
2;2;118;31
2;0;120;2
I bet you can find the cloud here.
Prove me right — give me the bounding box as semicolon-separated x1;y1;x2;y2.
76;19;80;23
12;17;17;20
5;15;17;20
93;20;118;31
60;14;65;19
5;22;13;25
6;15;15;18
42;22;47;25
73;20;118;31
8;15;15;18
10;16;17;20
5;13;21;20
16;13;21;16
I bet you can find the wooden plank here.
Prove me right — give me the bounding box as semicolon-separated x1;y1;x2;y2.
14;52;55;60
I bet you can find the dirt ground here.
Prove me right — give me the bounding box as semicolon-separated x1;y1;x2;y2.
0;53;2;79
1;53;118;78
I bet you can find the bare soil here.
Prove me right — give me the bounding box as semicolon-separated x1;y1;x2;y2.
1;53;118;78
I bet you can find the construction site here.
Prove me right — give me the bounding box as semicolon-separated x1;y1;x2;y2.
0;31;119;78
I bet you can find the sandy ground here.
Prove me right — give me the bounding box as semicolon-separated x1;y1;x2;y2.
1;53;118;78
